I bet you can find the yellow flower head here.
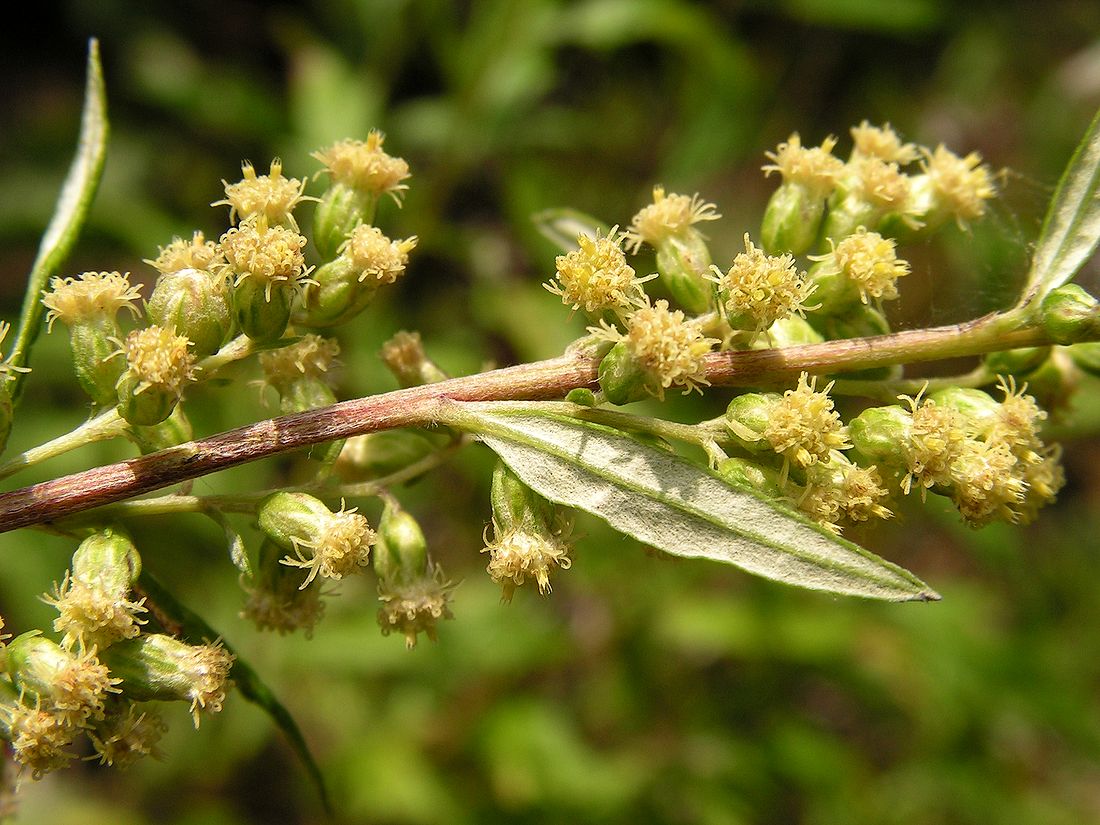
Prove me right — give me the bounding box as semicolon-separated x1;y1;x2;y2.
280;502;376;588
146;231;223;275
259;334;341;389
219;216;311;300
601;298;717;398
89;705;166;769
213;159;312;230
46;573;147;649
900;393;969;495
483;524;572;602
922;144;996;224
377;564;455;649
763;133;845;196
763;373;849;472
1015;445;1065;525
117;325;198;396
177;641;235;727
851;156;911;208
2;699;76;779
849;121;919;165
42;271;143;331
341;224;418;285
992;376;1047;462
546;227;652;314
950;439;1025;527
800;458;892;532
241;576;326;639
817;227;910;303
623;186;721;252
708;234;815;335
313;131;411;203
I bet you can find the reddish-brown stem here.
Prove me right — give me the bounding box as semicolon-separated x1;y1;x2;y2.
0;314;1051;534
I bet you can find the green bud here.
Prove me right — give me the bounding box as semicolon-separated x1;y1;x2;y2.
757;316;824;350
983;346;1050;377
820;196;878;246
146;268;232;358
379;331;449;387
597;340;649;405
1068;341;1100;377
130;402;193;454
232;276;292;343
761;182;826;256
7;633;117;723
928;387;999;433
1040;284;1099;345
70;317;125;407
297;258;376;329
724;392;779;449
257;492;334;554
99;634;233;724
491;462;552;532
311;182;373;262
655;232;712;314
805;260;859;316
716;457;783;498
72;528;142;595
565;388;598;407
373;503;429;584
335;429;447;483
116;372;179;427
848;405;911;468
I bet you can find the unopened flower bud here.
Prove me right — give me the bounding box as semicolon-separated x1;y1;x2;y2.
655;232;714;314
372;502;428;584
130;402;193;454
100;635;233;727
756;316;824;349
379;330;449;387
715;457;784;498
1041;284;1099;345
7;634;119;725
72;529;142;595
597;340;649;405
311;182;372;262
984;346;1050;377
761;134;844;255
724;392;779;450
848;404;912;469
145;268;232;358
257;492;375;588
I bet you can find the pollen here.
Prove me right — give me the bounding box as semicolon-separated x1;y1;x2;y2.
849;121;919;165
546;228;651;314
763;373;850;473
817;227;910;303
763;133;845;196
708;234;815;335
213;159;312;229
922;144;996;224
313;131;411;203
483;525;572;603
623;186;721;252
619;298;717;398
42;271;143;331
377;565;455;649
342;224;418;285
146;231;223;274
118;325;197;396
281;503;376;588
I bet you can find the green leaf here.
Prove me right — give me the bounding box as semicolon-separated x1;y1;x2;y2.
530;208;610;254
5;39;110;404
137;571;332;817
1020;106;1100;307
447;402;939;602
206;508;252;576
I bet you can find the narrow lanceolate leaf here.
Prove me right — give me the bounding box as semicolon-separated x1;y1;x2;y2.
1020;106;1100;307
6;39;109;402
531;208;610;253
448;402;939;602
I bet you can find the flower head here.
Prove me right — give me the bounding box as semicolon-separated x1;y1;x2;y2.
849;121;919;164
116;325;198;397
213;159;313;229
313;131;411;203
377;564;455;649
145;231;223;275
708;234;815;335
42;271;143;331
763;133;845;196
799;458;892;532
278;500;376;588
815;227;910;303
900;393;969;494
763;373;849;474
341;224;418;286
45;573;147;649
850;156;911;208
1;698;76;779
546;228;652;314
259;335;340;391
623;186;720;252
1015;445;1066;525
218;216;311;301
89;704;166;768
949;439;1025;527
242;577;327;638
922;144;996;224
483;524;572;602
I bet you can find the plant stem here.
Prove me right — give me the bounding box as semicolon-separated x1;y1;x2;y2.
0;311;1066;534
0;407;126;481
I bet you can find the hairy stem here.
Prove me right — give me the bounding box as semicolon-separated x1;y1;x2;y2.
0;311;1060;533
0;407;126;480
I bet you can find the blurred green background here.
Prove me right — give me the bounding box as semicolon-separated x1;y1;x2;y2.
3;1;1100;823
